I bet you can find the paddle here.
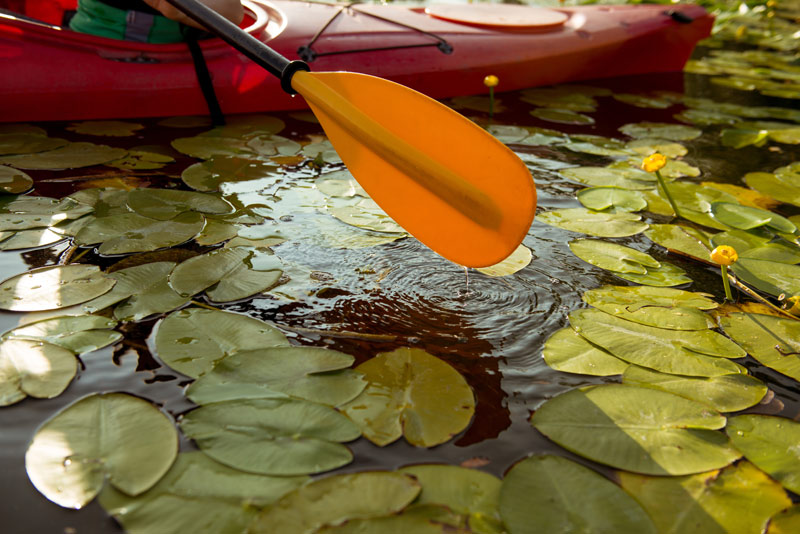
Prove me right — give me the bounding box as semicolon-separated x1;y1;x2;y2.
167;0;536;267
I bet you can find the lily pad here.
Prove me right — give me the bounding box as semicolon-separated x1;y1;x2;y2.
185;346;366;406
720;128;769;149
327;198;404;234
531;108;594;125
107;150;174;170
540;208;647;237
577;187;647;212
475;244;532;277
560;166;655;190
719;313;800;382
710;202;796;233
614;94;673;109
0;196;94;232
180;398;360;475
126;189;233;220
644;224;713;262
622;366;767;412
618;461;791;534
182;156;280;192
98;452;307;534
341;347;475;447
3;315;120;354
726;415;800;494
0;264;115;311
74;212;206;255
613;260;692;287
531;384;741;475
0;133;68;156
67;121;144;137
154;307;289;378
768;505;800;534
0;165;33;194
171;136;253;159
568;239;659;274
744;170;800;208
619;122;702;141
582;285;717;330
626;138;688;158
0;338;77;406
246;134;302;158
0;142;126;169
569;308;747;377
520;88;598;111
249;471;420;534
732;258;800;297
316;169;368;198
0;228;66;250
303;140;341;165
542;327;628;376
25;392;178;509
500;455;656;534
80;261;176;313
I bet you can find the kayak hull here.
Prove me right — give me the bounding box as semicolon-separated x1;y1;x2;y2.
0;1;713;122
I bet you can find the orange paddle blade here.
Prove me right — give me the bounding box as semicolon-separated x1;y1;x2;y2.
291;70;537;268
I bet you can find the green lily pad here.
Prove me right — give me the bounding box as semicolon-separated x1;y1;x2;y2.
732;258;800;297
613;260;692;287
79;261;176;313
168;247;282;302
0;228;66;250
204;114;285;138
569;308;747;377
154;307;289;378
316;510;458;533
560;166;655;190
0;165;33;194
246;134;302;158
475;244;532;277
111;279;190;322
3;315;120;354
622;366;767;412
316;169;368;198
726;415;800;494
341;347;475;447
568;239;660;274
171;136;254;159
486;124;529;144
98;451;307;534
249;471;420;534
644;224;713;262
0;196;94;231
328;198;405;234
768;505;800;534
618;122;702;141
0;264;115;311
668;182;740;231
768;127;800;144
674;108;742;126
500;455;656;534
0;142;126;169
74;212;206;255
720;128;769;149
303;140;341;165
710;202;796;233
539;208;648;237
531;384;741;475
521;88;598;111
744;171;800;208
626;138;688;158
107;150;174;170
709;228;771;255
720;312;800;383
193;219;239;246
614;93;673;109
577;187;647;212
0;338;77;406
25;392;178;509
186;346;366;406
618;461;791;534
180;398;360;475
0;133;68;156
560;141;635;157
582;285;717;330
126;189;233;220
67;120;144;137
739;243;800;264
181;156;280;192
531;108;594;125
68;187;130;217
542;327;628;376
450;95;505;114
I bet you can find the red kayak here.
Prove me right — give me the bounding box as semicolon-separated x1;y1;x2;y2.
0;1;713;122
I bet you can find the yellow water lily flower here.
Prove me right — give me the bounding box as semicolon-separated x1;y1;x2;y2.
641;153;667;173
710;245;738;266
483;75;499;88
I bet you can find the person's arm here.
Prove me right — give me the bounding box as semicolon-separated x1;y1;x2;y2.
143;0;244;28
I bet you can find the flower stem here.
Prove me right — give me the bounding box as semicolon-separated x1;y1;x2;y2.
721;265;733;301
655;170;681;218
488;87;495;121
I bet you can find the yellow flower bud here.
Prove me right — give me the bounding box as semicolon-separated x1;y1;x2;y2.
641;153;667;173
483;75;499;88
710;245;738;266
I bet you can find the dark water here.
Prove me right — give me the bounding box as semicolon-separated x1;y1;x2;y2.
1;58;800;534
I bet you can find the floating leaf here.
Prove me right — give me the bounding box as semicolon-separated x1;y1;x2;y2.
531;108;594;125
0;133;68;156
669;182;739;231
732;258;800;297
0;228;65;250
303;140;341;164
0;142;126;169
710;202;796;233
246;134;302;158
644;224;713;262
560;166;655;190
0;165;33;194
171;136;253;159
67;121;144;137
450;95;506;114
155;307;289;378
3;315;120;354
702;182;780;211
0;196;93;231
613;260;692;287
327;198;405;234
614;93;673;109
531;384;741;475
341;347;475;447
726;415;800;494
582;285;717;330
626;138;687;158
768;127;800;144
185;346;366;406
180;398;359;475
570;308;747;377
0;338;77;406
539;209;647;237
721;128;769;149
542;327;628;376
316;169;368;198
500;455;656;534
204;114;285;137
317;510;457;533
675;108;742;126
194;219;239;246
249;471;420;534
181;156;280;192
768;505;800;534
577;187;647;212
568;239;659;274
486;124;529;144
107;150;174;170
126;189;233;220
98;452;307;534
744;171;800;208
622;366;767;412
0;264;115;311
475;244;532;277
619;122;701;141
25;392;178;509
720;313;800;382
619;461;791;534
112;277;190;322
75;212;206;255
80;261;175;313
521;88;598;111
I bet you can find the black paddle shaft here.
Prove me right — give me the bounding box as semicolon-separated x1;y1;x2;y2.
166;0;310;94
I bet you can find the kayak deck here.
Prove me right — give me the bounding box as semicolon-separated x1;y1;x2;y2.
0;1;714;122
